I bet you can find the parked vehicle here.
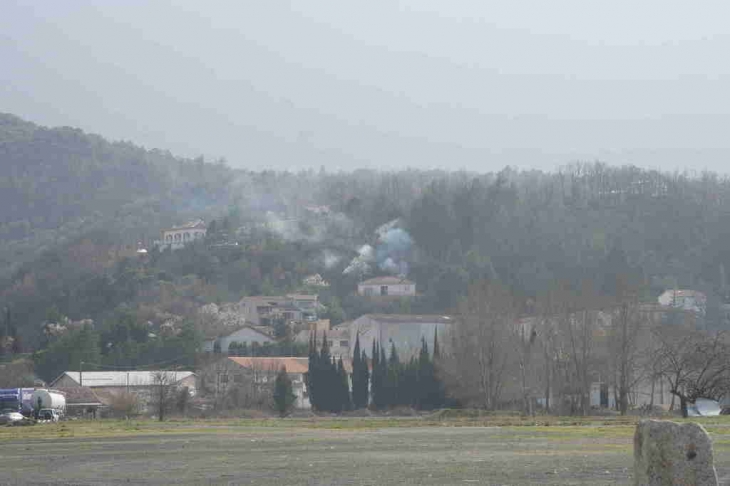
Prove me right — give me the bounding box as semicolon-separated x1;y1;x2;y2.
0;410;24;425
36;409;61;422
30;390;66;415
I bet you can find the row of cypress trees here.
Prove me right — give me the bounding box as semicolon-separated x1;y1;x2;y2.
307;330;445;412
307;332;351;412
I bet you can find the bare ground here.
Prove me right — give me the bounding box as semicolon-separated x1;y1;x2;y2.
2;422;730;485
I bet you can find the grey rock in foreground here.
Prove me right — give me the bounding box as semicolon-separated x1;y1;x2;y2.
634;419;718;486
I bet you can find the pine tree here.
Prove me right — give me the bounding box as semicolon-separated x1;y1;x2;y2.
273;366;296;417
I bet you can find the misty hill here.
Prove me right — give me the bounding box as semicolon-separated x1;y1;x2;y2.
0;112;238;275
5;114;730;362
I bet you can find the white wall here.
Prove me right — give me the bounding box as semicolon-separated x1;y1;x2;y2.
202;327;275;353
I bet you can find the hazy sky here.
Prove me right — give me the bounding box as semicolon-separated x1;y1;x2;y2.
2;1;730;172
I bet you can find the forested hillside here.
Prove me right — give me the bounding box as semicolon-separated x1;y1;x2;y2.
3;114;730;378
0;113;238;276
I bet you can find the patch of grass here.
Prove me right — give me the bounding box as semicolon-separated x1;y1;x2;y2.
5;414;730;441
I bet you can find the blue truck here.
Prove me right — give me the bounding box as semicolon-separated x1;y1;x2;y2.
0;388;35;416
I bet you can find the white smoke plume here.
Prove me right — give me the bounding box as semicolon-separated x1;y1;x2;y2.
343;219;414;276
322;250;342;269
343;244;376;275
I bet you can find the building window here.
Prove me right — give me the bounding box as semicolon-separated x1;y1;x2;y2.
364;288;374;297
165;234;172;242
380;286;388;296
339;340;349;347
184;232;190;241
220;374;229;384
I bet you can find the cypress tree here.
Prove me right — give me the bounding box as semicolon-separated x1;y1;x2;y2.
361;349;370;408
352;334;369;409
319;332;332;411
386;342;401;407
273;366;296;417
433;328;440;360
306;331;319;411
431;330;446;409
337;357;351;411
370;341;384;410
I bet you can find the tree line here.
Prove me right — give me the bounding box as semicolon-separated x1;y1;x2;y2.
440;278;730;418
306;332;446;413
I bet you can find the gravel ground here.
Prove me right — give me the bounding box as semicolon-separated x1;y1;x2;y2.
2;424;730;485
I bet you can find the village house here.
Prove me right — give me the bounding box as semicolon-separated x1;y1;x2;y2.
50;371;196;414
202;325;276;354
155;219;207;251
658;289;707;316
346;314;452;360
54;387;104;419
238;294;320;326
294;320;350;360
521;308;678;413
200;357;312;409
302;274;330;287
357;276;416;298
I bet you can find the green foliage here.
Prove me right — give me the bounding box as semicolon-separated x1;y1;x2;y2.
351;335;370;409
11;112;730;381
367;335;445;411
33;324;101;382
306;332;351;413
273;367;296;417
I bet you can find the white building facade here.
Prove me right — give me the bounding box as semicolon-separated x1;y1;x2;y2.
357;277;416;297
157;220;207;251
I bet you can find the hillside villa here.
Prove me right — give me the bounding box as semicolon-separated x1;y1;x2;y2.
357;276;416;297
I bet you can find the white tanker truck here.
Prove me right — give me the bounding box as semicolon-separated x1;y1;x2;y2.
30;389;66;421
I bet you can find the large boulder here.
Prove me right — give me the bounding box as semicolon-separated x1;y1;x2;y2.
634;419;718;486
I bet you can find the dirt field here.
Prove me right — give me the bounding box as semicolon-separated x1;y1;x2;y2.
2;419;730;485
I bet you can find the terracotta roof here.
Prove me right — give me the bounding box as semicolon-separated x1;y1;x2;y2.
54;387;103;406
227;357;352;373
359;276;414;286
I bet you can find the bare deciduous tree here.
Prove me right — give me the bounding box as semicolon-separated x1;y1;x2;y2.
442;280;518;410
652;326;730;417
151;371;178;421
606;275;649;415
108;391;142;419
553;281;603;415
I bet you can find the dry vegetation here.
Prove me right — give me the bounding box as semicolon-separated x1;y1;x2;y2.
3;417;730;485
